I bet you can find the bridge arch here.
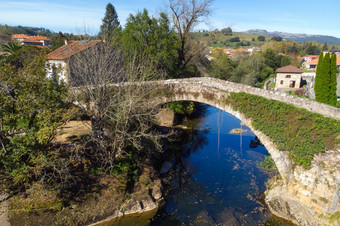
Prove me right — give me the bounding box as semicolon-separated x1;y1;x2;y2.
151;83;291;182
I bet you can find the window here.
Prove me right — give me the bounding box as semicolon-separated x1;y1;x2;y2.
286;75;291;78
280;80;284;85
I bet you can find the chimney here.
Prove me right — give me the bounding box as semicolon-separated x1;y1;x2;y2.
64;39;68;45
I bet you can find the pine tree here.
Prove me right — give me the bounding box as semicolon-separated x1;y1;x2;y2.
329;54;337;106
99;3;120;42
314;51;324;102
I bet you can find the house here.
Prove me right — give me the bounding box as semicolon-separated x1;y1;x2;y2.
11;34;51;46
45;40;102;85
228;48;251;57
275;65;303;91
329;49;340;57
305;56;340;71
301;55;319;69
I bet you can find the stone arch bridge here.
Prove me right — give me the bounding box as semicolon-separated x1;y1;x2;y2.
118;77;339;225
121;77;338;179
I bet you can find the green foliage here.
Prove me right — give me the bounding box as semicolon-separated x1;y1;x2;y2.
330;211;340;223
229;36;240;42
329;54;338;106
122;9;178;77
99;3;121;42
271;36;283;42
0;42;22;65
257;35;266;42
167;101;194;115
51;32;66;50
0;24;56;38
209;49;235;80
315;52;338;106
221;27;232;36
225;92;340;169
259;155;278;176
0;48;69;189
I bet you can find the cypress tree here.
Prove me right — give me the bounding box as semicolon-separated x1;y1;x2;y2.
329;54;337;106
99;3;120;42
321;52;331;103
314;51;324;102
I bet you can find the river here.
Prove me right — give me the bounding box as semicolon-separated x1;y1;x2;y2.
109;105;293;225
150;105;293;225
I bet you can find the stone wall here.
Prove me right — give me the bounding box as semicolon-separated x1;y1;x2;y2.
266;151;340;225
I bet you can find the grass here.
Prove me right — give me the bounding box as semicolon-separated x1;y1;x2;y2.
225;92;340;169
192;32;269;48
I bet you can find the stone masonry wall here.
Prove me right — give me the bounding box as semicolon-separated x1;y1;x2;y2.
134;77;339;120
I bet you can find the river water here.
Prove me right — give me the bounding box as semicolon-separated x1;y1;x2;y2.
111;105;293;225
149;105;291;225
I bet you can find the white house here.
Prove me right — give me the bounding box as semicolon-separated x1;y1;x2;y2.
46;40;101;84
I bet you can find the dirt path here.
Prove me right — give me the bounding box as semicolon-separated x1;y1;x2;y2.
55;120;92;142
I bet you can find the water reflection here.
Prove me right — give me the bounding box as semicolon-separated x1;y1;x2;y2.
152;106;273;225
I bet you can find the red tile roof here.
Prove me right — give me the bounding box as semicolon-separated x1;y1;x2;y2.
46;40;101;60
276;65;303;74
11;34;51;41
11;34;29;39
308;56;340;65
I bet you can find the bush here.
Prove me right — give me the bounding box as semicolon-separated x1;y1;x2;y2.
230;37;240;42
257;35;266;41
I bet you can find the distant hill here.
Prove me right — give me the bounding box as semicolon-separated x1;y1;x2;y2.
245;29;340;45
0;25;57;38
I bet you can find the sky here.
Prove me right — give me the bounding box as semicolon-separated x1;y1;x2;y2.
0;0;339;38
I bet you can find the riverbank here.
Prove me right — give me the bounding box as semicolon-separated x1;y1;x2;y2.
7;164;163;225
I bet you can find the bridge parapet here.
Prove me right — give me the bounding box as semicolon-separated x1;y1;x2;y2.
137;77;339;120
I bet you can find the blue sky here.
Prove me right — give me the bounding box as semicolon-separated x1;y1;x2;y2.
0;0;339;37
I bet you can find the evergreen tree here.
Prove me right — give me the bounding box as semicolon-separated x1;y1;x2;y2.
329;54;337;106
315;52;337;106
122;9;178;77
99;3;120;42
314;51;324;102
322;52;331;103
322;43;328;51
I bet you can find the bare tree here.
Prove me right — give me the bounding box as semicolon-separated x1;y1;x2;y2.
169;0;214;71
69;42;165;170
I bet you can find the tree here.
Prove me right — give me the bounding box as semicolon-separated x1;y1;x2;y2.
51;32;67;50
0;48;69;189
69;43;164;171
209;49;235;80
257;35;265;42
314;51;324;102
271;36;283;42
122;9;178;77
99;3;121;43
328;53;337;106
221;27;232;36
322;43;328;51
314;52;337;106
0;42;21;65
229;36;240;42
169;0;214;76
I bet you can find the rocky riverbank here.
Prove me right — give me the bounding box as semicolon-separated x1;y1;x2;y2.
265;150;340;226
6;164;164;226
